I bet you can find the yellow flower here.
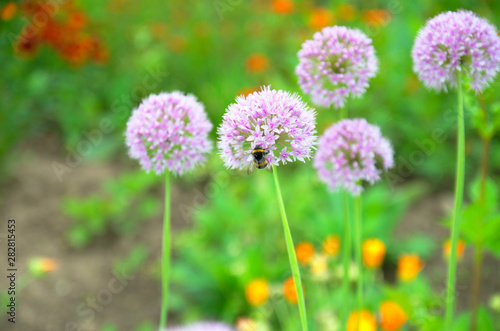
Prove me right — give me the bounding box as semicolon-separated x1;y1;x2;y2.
362;238;386;269
310;254;328;279
443;239;465;260
346;310;377;331
245;279;269;306
322;234;340;256
295;242;315;265
397;254;424;282
379;301;408;330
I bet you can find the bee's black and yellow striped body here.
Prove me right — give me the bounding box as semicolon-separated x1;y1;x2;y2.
248;145;272;174
251;146;268;169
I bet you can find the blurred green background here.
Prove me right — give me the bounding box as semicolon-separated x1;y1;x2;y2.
1;0;500;330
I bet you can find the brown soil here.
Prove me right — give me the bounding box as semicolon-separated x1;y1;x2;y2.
0;137;498;331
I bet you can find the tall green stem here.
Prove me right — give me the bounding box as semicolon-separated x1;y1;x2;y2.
354;194;363;319
342;192;352;328
272;166;308;331
159;171;171;330
444;70;465;331
471;110;491;331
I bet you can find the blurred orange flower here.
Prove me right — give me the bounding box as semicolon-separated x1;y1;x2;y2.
295;242;315;265
150;22;169;40
245;279;269;306
362;9;391;26
246;53;269;74
337;3;356;22
379;301;408;330
271;0;294;15
397;254;424;281
283;276;303;304
346;309;377;331
15;0;108;65
322;234;340;256
67;11;87;30
1;2;17;21
308;7;336;31
169;34;187;53
237;87;260;98
362;238;386;269
443;239;465;260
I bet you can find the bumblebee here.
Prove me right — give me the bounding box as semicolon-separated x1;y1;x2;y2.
248;145;273;174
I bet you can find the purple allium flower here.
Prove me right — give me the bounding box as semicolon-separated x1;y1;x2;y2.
125;92;213;175
295;26;378;109
166;322;236;331
217;86;317;170
412;10;500;92
314;118;394;195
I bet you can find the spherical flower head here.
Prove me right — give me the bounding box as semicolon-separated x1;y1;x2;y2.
125;92;213;176
166;322;236;331
412;10;500;92
314;118;394;196
362;238;386;269
218;87;317;170
379;301;408;331
245;279;269;306
296;26;378;108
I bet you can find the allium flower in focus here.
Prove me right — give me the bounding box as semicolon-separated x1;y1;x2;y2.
125;92;213;176
314;118;394;195
217;87;316;170
296;26;378;108
166;322;236;331
412;10;500;92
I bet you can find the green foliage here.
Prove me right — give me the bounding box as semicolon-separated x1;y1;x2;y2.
62;170;160;248
172;166;427;325
459;177;500;257
113;244;149;278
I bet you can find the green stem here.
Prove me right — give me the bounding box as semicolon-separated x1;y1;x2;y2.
342;191;352;328
272;165;308;331
444;69;465;331
354;194;363;319
470;118;491;331
159;171;171;330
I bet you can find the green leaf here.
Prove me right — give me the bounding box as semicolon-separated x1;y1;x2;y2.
469;176;499;211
